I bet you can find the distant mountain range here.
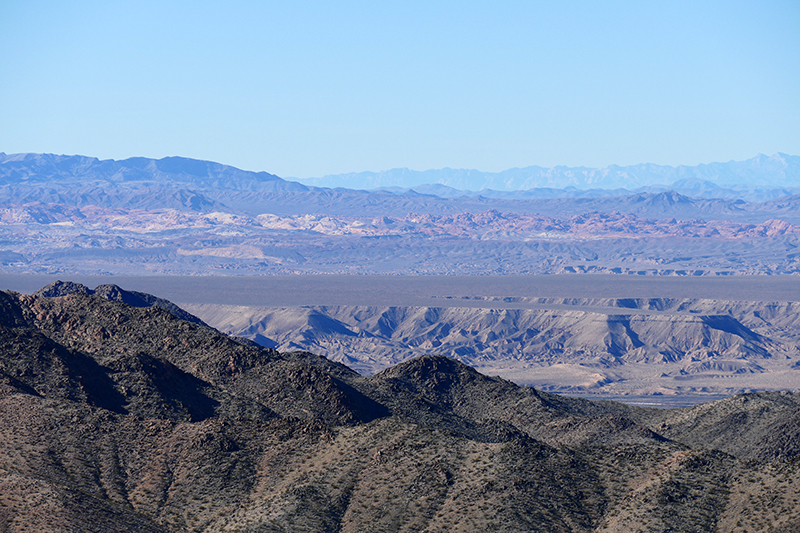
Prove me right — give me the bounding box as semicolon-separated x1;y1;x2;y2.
3;152;800;276
0;152;296;191
295;153;800;200
2;152;800;204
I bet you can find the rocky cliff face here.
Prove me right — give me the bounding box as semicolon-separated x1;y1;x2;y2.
1;285;800;532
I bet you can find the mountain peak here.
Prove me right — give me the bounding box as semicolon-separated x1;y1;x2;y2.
2;285;800;530
33;280;92;297
32;280;205;325
375;354;488;393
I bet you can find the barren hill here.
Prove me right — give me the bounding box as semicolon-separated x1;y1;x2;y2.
2;284;800;531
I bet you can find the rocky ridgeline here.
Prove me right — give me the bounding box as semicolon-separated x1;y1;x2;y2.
1;284;800;531
32;280;206;325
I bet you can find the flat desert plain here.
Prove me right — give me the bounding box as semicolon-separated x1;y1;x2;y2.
2;273;798;306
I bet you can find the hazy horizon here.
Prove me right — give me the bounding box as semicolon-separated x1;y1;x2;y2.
3;150;799;192
2;1;798;178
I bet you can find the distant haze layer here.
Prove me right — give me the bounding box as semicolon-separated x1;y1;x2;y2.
295;153;800;192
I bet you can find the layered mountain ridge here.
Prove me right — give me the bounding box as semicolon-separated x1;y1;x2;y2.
2;153;800;276
2;152;800;212
184;296;800;396
2;283;800;531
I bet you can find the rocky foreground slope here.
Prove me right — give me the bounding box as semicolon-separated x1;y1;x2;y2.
1;283;800;532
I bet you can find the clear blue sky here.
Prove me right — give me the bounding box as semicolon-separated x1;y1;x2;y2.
1;1;798;178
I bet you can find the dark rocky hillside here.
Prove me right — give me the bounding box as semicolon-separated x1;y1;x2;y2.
1;285;800;531
33;280;206;325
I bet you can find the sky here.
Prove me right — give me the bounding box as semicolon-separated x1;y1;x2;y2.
1;1;798;178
